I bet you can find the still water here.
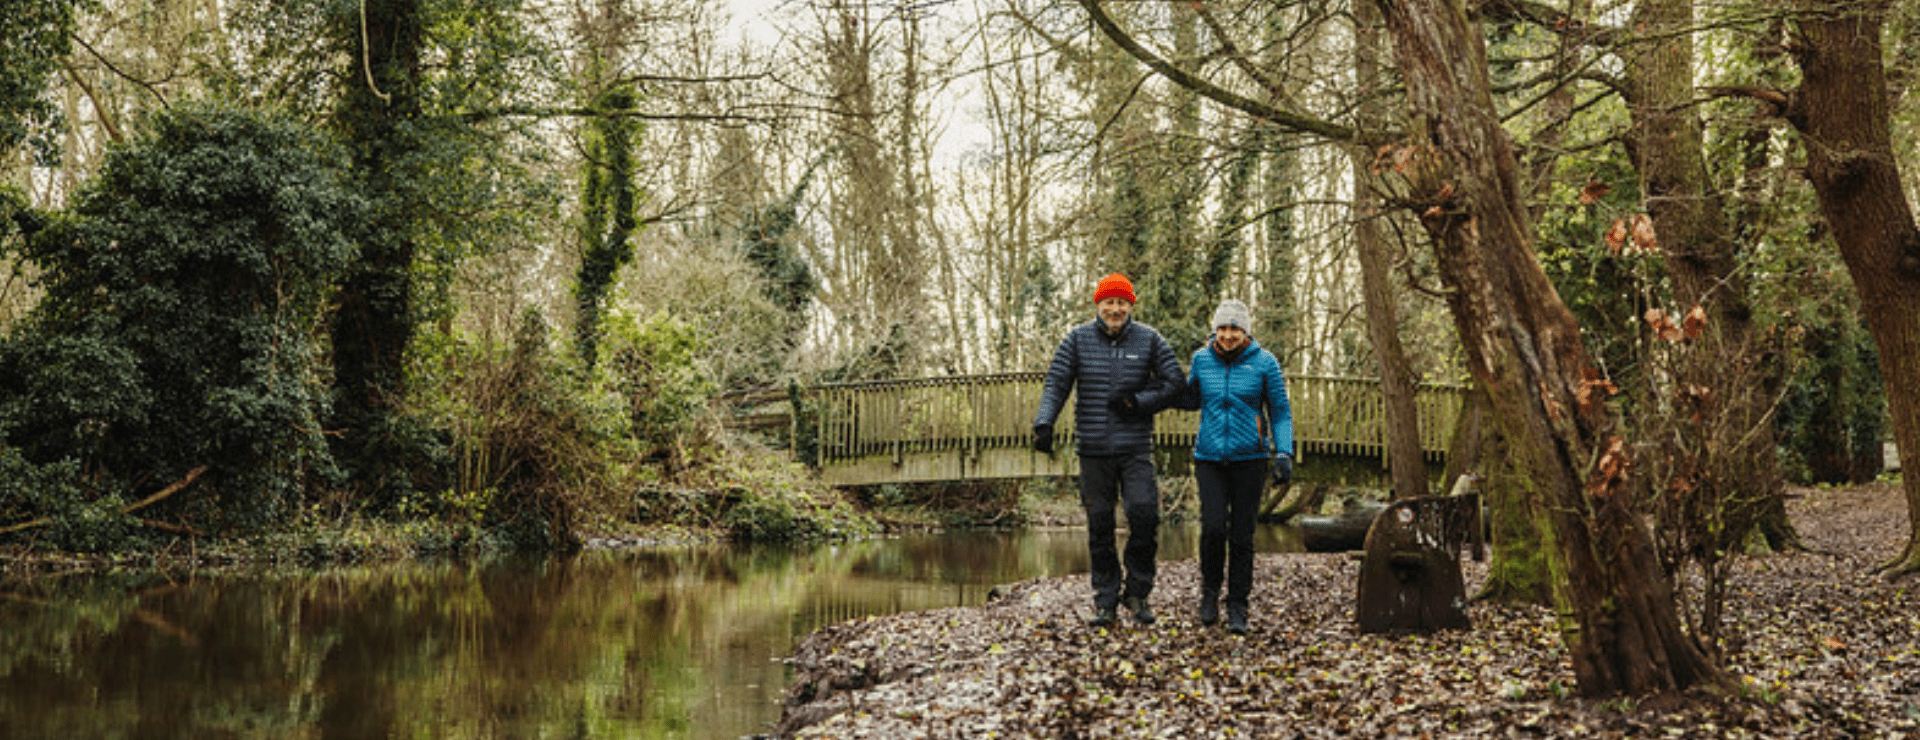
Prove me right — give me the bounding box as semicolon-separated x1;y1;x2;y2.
0;523;1301;740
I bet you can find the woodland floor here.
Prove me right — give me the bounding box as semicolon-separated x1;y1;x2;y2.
776;482;1920;739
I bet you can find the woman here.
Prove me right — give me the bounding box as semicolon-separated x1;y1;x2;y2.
1173;299;1293;634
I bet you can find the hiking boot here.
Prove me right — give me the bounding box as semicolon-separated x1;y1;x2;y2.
1123;595;1156;625
1225;603;1250;635
1088;604;1118;627
1197;596;1220;626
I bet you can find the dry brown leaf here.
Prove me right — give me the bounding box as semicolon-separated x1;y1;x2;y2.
1605;220;1629;255
1371;144;1395;173
1645;308;1683;342
1578;181;1611;205
1576;377;1619;413
1631;213;1658;252
1683;304;1707;339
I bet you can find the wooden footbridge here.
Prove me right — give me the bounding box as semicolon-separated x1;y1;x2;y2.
721;373;1467;487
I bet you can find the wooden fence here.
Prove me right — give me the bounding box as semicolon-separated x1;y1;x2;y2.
720;373;1466;487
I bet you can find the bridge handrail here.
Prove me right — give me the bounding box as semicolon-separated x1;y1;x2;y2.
796;373;1467;466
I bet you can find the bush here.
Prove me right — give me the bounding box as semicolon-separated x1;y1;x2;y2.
602;310;715;449
406;308;650;551
0;102;358;541
707;447;875;543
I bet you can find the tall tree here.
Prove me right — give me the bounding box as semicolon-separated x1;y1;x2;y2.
1782;0;1920;578
316;0;543;503
807;0;925;378
1351;0;1429;499
1075;0;1727;693
0;0;79;157
575;85;642;368
1364;0;1724;695
326;0;429;502
1615;0;1797;640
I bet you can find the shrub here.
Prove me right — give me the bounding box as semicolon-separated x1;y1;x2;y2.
0;102;357;542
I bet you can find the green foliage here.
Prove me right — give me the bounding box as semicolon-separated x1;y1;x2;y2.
717;472;875;544
408;308;637;551
743;156;823;319
728;156;823;387
0;0;79;155
575;85;644;368
1776;319;1886;484
603;311;715;447
1533;149;1659;404
0;449;136;552
0;102;358;539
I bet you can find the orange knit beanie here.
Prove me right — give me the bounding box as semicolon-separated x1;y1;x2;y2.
1093;273;1136;303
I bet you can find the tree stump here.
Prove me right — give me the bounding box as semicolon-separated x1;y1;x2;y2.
1355;494;1480;634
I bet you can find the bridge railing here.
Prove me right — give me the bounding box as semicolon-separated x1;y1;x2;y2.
796;373;1465;485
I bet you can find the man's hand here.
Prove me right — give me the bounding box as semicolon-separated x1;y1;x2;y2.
1032;423;1054;454
1107;392;1143;420
1272;454;1294;485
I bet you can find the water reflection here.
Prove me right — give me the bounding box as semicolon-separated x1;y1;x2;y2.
0;522;1300;740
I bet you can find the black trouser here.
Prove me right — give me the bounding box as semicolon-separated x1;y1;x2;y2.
1079;452;1159;608
1195;458;1268;608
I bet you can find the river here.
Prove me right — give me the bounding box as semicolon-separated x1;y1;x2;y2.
0;523;1303;739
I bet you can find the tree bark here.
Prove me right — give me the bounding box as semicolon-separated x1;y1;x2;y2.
1352;0;1429;500
1368;0;1724;696
1621;0;1793;631
328;0;424;502
1786;0;1920;578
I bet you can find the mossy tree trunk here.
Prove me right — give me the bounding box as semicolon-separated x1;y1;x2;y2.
1368;0;1726;696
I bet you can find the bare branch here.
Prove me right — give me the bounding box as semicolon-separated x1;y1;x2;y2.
1072;0;1356;143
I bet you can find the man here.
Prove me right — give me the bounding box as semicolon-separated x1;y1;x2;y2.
1032;272;1186;627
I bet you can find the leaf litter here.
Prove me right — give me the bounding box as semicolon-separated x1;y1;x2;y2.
776;482;1920;739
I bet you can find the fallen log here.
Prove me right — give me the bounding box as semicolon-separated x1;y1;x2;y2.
1295;499;1386;553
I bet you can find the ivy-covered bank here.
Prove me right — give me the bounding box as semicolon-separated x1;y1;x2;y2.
0;104;874;564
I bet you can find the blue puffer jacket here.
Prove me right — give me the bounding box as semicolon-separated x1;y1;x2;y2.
1174;336;1293;462
1033;317;1186;456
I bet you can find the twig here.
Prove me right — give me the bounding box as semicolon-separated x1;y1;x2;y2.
0;465;209;535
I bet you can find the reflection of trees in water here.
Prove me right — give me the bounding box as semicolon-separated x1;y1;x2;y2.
0;527;1308;740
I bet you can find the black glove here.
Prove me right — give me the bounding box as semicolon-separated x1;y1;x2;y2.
1032;423;1054;454
1107;392;1143;420
1272;454;1294;485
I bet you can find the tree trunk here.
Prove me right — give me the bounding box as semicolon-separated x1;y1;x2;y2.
1621;0;1792;636
1368;0;1724;696
329;0;424;503
1787;0;1920;578
1352;0;1428;500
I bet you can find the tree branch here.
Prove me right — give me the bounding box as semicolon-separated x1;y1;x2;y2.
0;465;209;536
1073;0;1356;142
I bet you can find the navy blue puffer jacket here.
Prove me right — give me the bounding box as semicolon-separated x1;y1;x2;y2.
1033;317;1186;456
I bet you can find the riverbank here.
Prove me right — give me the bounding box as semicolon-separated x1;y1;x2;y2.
775;482;1920;739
